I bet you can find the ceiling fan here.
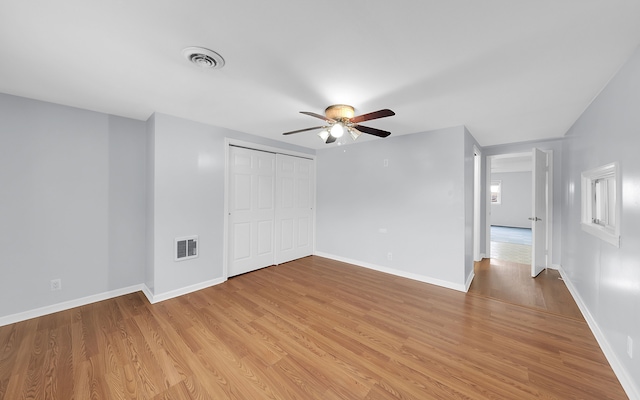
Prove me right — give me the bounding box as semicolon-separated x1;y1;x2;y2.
282;104;395;144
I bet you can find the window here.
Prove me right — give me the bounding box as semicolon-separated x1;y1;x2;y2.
491;180;502;204
581;163;620;247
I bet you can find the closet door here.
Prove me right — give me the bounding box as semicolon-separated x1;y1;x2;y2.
275;154;314;264
228;147;275;277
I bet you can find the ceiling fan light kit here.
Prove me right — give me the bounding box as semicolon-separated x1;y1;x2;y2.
283;104;395;144
330;123;345;138
348;127;362;140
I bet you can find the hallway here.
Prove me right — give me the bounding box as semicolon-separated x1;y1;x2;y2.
468;258;583;320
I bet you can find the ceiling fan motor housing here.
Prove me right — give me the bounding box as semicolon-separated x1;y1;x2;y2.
325;104;355;121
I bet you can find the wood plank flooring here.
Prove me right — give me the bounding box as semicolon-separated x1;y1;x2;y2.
468;258;584;320
0;256;627;399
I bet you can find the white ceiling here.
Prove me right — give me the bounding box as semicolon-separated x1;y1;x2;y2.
1;1;639;150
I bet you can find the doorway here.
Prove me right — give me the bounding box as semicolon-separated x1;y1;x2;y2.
485;149;552;276
469;148;565;315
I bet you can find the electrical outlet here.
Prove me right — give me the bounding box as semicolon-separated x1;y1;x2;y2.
387;252;393;261
383;159;389;167
50;278;62;291
628;336;633;358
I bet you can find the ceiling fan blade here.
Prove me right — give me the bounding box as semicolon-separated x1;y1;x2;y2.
282;126;325;135
349;109;395;124
325;135;337;144
300;111;335;122
354;124;391;138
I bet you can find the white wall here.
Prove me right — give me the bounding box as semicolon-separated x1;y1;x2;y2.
315;126;472;290
145;113;313;299
490;171;532;228
560;45;640;399
0;93;146;318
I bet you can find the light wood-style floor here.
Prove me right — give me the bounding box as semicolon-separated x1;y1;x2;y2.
468;258;584;320
0;256;627;399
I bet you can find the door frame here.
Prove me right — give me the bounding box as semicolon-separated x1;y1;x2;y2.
473;146;482;262
223;138;316;280
484;150;553;268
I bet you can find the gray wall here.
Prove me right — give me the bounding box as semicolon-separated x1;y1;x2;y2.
108;115;147;290
0;93;146;318
490;171;532;228
315;126;472;290
0;93;312;319
560;45;640;397
146;113;313;297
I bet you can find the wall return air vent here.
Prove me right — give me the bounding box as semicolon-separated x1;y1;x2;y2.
175;235;198;261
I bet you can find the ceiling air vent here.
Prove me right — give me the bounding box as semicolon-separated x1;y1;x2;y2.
175;235;198;261
183;47;225;69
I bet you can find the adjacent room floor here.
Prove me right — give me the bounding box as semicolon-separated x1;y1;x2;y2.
490;225;532;265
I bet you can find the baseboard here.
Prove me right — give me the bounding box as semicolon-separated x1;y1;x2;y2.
1;276;230;327
143;277;227;304
141;283;155;304
558;266;639;400
314;252;467;292
0;284;144;327
548;264;560;270
464;271;475;292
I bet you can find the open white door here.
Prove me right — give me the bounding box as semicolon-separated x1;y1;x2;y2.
228;147;276;277
275;154;314;264
530;148;547;277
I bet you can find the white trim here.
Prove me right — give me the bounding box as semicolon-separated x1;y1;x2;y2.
143;277;226;304
580;162;620;247
479;253;487;259
558;266;639;400
485;156;492;258
473;146;482;262
545;150;554;269
581;223;620;247
464;271;475;292
0;277;230;327
225;138;315;160
314;251;468;292
141;283;155;303
223;139;230;280
0;284;144;327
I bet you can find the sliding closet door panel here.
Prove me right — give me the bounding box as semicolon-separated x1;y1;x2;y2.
275;154;314;264
228;147;275;277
